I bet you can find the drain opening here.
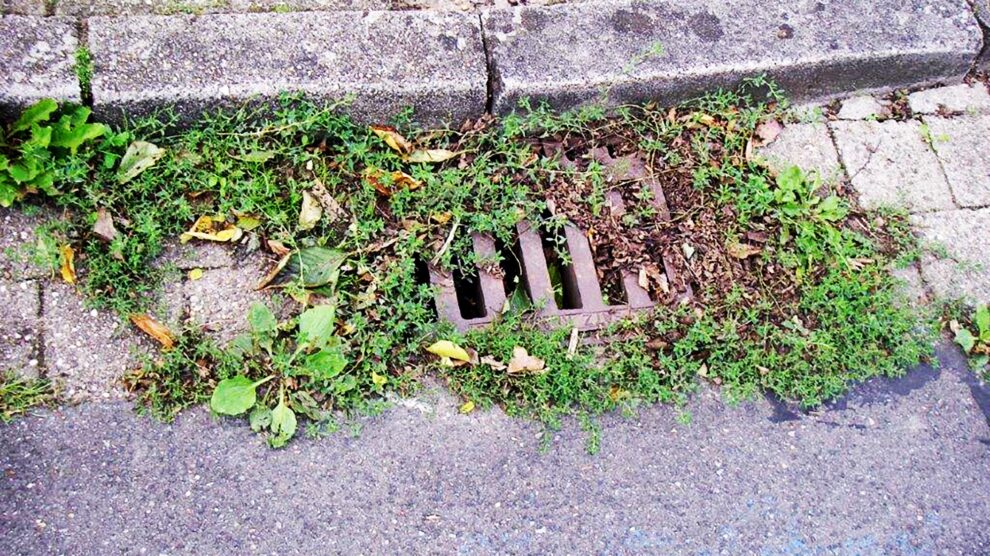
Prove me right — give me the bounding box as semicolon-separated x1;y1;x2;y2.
414;258;439;319
452;263;486;319
539;220;582;309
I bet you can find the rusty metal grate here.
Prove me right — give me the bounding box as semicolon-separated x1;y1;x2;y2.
429;159;689;332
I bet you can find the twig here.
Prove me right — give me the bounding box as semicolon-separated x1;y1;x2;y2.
431;217;460;265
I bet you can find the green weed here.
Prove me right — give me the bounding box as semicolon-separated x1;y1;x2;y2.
0;371;55;423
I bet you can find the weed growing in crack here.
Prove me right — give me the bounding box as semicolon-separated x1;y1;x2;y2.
0;371;55;423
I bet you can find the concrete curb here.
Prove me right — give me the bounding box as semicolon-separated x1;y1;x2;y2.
1;0;988;125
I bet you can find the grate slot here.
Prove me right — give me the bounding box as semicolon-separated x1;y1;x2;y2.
562;224;607;311
538;222;583;309
452;264;486;319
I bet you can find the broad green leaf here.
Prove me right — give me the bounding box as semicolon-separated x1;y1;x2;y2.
210;375;267;415
817;195;846;221
28;123;52;149
0;178;17;208
11;98;57;133
954;327;976;354
333;374;357;394
227;333;254;359
247;302;277;338
51;108;106;153
117;141;164;184
976;305;990;340
302;345;347;380
249;406;272;432
298;304;336;349
263;247;346;289
270;400;297;447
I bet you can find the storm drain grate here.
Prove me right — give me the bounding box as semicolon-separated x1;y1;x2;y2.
429;157;690;332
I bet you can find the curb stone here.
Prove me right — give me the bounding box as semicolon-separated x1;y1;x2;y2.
0;0;44;15
0;16;81;119
52;0;388;17
481;0;982;116
86;11;488;126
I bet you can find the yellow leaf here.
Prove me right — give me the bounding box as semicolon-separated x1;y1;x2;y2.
390;171;421;190
129;313;175;349
372;372;387;387
236;215;262;231
59;245;76;284
213;227;242;242
370;125;412;155
459;400;475;414
425;340;471;362
188;268;204;280
407;149;459;164
298;190;322;231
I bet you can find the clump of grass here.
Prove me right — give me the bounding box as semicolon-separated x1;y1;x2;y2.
0;371;55;423
74;46;93;103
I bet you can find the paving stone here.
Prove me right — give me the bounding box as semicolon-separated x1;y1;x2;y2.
87;11;486;126
481;0;982;115
157;241;236;271
0;16;81;120
923;114;990;208
831;119;954;212
757;122;842;182
43;282;149;402
0;207;52;281
836;95;887;120
1;0;45;15
889;264;928;307
908;83;990;115
0;280;41;379
912;208;990;305
185;258;283;345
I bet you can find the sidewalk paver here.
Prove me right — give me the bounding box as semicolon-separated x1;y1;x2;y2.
42;282;147;402
912;208;990;305
757;122;842;181
836;95;887;120
0;280;40;379
831;119;955;212
0;208;49;282
907;83;990;115
185;259;278;345
923;114;990;208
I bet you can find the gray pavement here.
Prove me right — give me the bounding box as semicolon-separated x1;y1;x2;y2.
1;343;988;554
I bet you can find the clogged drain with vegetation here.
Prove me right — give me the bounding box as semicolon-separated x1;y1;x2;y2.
0;79;938;449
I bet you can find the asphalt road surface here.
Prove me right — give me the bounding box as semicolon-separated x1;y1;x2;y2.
2;344;989;555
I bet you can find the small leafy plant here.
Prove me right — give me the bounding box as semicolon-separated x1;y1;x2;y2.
951;305;990;376
210;302;350;447
0;371;55;423
0;98;105;207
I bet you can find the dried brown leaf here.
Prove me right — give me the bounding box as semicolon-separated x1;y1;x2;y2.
92;208;117;242
129;313;175;349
